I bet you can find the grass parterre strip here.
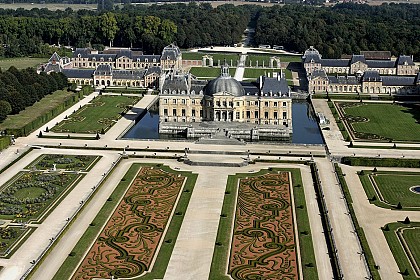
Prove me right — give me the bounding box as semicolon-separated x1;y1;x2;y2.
228;172;298;280
72;166;186;280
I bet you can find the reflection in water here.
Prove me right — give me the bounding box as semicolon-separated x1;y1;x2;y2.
123;100;324;144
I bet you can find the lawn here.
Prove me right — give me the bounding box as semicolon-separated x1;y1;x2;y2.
359;171;420;210
246;54;300;67
243;68;292;79
339;102;420;142
189;67;236;79
383;222;420;279
183;52;240;66
0;90;83;136
209;168;318;280
53;163;197;280
0;57;46;70
51;95;140;134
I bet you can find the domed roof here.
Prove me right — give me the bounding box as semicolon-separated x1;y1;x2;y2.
204;65;245;97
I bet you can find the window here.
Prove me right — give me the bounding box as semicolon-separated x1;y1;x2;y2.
192;100;195;105
265;102;269;107
283;102;287;107
192;109;196;117
182;99;186;104
236;102;240;106
173;99;177;104
283;112;287;119
255;111;259;118
236;112;240;119
164;109;168;116
216;101;220;107
173;109;177;116
274;102;277;107
182;109;185;117
164;99;168;104
246;111;250;119
200;110;203;117
264;112;269;119
274;112;278;119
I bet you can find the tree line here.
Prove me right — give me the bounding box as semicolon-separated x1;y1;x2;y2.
254;3;420;60
0;67;68;121
0;3;250;57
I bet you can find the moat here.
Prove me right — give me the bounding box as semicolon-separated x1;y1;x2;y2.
122;100;324;144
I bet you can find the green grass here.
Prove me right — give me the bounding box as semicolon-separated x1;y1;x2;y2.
189;67;236;78
246;54;300;66
53;163;197;280
383;222;420;279
183;52;240;66
0;57;46;70
340;103;420;142
243;68;292;79
209;168;318;280
359;171;420;210
13;187;45;200
0;90;79;131
51;95;139;134
0;136;10;151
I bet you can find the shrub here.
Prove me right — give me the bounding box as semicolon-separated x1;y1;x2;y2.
396;202;402;209
69;251;76;257
403;216;410;224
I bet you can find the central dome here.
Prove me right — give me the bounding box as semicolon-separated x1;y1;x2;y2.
204;65;245;97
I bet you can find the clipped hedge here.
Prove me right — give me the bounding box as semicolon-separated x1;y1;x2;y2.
0;87;89;137
342;157;420;168
334;163;381;280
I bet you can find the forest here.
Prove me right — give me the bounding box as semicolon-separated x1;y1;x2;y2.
254;3;420;59
0;67;68;121
0;3;419;59
0;3;251;56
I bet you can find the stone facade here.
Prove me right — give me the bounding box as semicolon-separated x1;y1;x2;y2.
43;44;182;88
158;66;292;140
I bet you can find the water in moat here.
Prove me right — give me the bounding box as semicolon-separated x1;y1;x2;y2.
122;100;324;144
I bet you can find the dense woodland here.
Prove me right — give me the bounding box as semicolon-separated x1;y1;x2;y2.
254;3;420;59
0;3;251;56
0;67;68;121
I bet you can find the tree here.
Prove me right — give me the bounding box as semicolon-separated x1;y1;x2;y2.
0;100;12;121
100;12;118;47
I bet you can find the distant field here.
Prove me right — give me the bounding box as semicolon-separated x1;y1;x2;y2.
0;3;97;10
0;57;46;70
339;102;420;142
190;67;236;79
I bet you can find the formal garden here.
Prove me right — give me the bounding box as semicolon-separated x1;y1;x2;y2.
189;67;236;79
383;222;420;279
335;102;420;142
53;163;197;280
25;154;99;172
358;170;420;210
210;168;318;280
0;171;84;222
182;52;241;67
0;225;35;258
51;95;140;134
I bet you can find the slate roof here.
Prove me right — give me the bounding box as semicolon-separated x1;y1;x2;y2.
62;69;94;79
350;55;367;64
362;71;382;82
311;69;328;79
44;63;62;73
321;59;349;67
146;66;161;75
241;82;260;95
366;60;395;68
190;80;207;94
328;75;359;85
161;44;181;61
94;65;112;76
396;55;415;66
49;52;61;63
112;70;146;80
260;77;289;97
162;75;188;94
382;76;416;86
